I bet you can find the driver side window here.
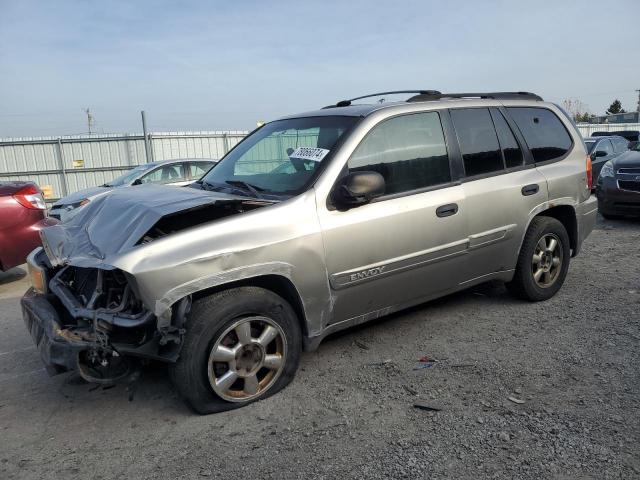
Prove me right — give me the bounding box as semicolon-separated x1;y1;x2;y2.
348;112;451;196
597;139;614;156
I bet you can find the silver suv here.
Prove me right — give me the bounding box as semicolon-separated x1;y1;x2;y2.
22;91;597;413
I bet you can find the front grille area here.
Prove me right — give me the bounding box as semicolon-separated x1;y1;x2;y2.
618;180;640;192
618;167;640;175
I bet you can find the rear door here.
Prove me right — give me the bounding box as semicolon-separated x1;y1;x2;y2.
318;110;469;323
450;107;549;282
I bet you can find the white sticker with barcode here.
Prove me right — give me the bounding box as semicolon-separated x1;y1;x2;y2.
289;147;330;162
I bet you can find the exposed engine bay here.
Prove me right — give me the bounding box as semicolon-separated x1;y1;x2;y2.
26;186;276;384
42;262;185;383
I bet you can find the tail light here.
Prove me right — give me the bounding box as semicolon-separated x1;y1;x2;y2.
13;184;47;210
586;155;593;190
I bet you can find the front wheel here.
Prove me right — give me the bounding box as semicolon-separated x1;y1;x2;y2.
169;287;302;414
507;216;571;302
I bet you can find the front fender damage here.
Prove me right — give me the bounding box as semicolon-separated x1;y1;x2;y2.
33;184;278;381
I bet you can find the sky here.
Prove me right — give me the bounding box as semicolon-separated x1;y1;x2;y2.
0;0;638;137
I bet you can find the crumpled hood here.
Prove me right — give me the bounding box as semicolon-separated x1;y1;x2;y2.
52;186;113;207
41;184;245;268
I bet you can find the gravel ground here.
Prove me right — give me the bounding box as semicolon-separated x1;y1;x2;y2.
1;216;638;480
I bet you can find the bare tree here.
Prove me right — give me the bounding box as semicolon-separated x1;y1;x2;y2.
562;99;594;123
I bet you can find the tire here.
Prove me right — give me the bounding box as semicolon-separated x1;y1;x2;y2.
507;216;571;302
169;286;302;414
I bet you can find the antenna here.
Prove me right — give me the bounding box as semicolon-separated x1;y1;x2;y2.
83;108;94;134
636;89;640;113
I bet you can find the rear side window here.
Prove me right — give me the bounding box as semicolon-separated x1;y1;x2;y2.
450;108;503;177
189;162;213;179
348;112;451;195
140;164;186;184
507;107;572;162
490;109;523;168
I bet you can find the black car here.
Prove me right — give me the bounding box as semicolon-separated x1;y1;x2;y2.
584;135;629;183
595;144;640;219
592;130;639;149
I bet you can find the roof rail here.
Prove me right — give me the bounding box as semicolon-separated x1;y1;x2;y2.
407;91;543;102
322;90;442;109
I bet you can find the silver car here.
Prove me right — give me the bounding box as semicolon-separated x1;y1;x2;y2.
23;91;597;414
48;158;216;221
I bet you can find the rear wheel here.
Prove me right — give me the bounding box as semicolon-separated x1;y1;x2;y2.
507;216;570;302
169;287;301;414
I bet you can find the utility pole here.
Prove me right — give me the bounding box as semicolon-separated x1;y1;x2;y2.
141;110;153;163
83;108;94;134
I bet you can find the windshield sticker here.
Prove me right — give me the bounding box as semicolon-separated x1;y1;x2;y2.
289;147;330;162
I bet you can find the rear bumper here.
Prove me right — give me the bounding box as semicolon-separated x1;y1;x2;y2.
596;177;640;216
21;288;90;375
574;195;597;256
0;216;57;271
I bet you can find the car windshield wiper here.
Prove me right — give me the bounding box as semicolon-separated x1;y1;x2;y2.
225;180;267;199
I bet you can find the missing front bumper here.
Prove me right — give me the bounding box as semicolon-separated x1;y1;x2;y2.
21;288;91;375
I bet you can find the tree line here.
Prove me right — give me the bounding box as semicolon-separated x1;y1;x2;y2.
562;99;631;123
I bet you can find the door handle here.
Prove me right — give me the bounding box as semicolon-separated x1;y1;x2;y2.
436;203;458;218
521;184;539;196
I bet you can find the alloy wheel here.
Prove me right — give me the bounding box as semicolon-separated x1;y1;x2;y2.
207;316;287;402
531;233;563;288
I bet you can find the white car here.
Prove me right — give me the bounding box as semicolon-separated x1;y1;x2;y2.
49;158;216;221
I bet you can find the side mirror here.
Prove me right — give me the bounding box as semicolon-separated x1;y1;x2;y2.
132;178;143;185
594;150;608;158
332;171;385;208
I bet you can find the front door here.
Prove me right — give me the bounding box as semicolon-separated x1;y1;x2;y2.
591;138;615;182
317;111;469;324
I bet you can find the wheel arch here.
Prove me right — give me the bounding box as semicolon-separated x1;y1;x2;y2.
535;205;578;256
515;203;579;267
191;274;310;340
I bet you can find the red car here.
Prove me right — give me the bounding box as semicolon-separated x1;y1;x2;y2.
0;181;57;271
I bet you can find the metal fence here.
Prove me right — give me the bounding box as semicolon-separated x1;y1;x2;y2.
2;122;639;203
576;122;640;137
0;131;247;202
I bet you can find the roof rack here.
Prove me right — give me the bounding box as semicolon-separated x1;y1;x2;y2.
322;90;442;109
407;91;543;102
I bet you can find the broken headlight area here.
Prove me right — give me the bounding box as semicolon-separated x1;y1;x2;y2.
26;263;187;383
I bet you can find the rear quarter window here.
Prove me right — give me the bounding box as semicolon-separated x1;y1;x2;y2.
507;107;573;162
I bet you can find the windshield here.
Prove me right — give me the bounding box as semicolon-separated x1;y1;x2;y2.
105;165;153;187
584;140;596;153
200;116;358;199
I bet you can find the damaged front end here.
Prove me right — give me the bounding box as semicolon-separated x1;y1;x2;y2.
22;248;189;382
21;184;272;382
